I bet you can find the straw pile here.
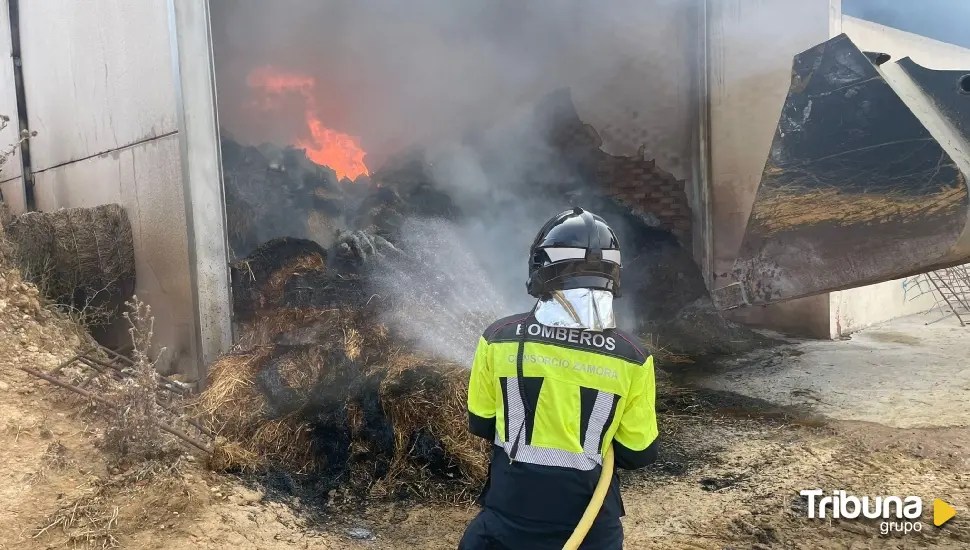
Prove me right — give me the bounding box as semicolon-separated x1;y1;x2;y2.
230;237;329;320
5;203;135;322
199;340;487;500
201;234;488;501
202;88;780;503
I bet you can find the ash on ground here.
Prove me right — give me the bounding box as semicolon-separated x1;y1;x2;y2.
207;87;777;509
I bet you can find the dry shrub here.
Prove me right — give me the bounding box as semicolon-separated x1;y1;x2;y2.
100;296;179;463
32;490;121;549
5;204;135;325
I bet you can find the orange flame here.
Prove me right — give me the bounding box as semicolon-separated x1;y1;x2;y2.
247;66;369;180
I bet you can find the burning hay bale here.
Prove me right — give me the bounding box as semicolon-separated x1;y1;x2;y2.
5;203;135;323
222;138;351;259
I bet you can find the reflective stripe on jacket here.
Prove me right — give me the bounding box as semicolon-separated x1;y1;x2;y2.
466;312;659;526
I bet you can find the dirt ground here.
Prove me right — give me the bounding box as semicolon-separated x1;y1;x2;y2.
2;263;969;549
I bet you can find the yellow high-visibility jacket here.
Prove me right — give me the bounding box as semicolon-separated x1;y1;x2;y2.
466;312;659;526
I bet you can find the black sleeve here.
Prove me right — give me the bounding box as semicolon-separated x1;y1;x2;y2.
613;438;659;470
468;411;496;441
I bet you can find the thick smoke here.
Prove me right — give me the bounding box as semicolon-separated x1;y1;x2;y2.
211;0;698;364
210;0;695;175
368;109;589;364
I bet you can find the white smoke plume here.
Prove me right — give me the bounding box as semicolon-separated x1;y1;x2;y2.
210;0;700;364
210;0;697;175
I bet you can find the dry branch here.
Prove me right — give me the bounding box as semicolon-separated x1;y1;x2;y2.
48;349;93;376
78;353;186;396
18;366;212;454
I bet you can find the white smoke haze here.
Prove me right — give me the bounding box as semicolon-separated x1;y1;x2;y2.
210;0;700;363
367;111;583;364
369;217;516;364
210;0;697;171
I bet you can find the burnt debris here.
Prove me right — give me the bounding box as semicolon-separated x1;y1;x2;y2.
207;87;773;506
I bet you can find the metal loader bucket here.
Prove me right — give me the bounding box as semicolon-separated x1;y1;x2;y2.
714;34;970;310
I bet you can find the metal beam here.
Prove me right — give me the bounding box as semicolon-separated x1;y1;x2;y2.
167;0;233;384
690;0;714;291
5;0;34;211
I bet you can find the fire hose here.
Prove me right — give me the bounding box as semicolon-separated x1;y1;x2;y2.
562;443;615;550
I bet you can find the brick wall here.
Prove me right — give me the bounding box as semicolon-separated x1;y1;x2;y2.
544;99;693;245
596;153;692;244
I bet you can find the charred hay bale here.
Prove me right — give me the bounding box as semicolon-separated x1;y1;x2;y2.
224;193;259;259
199;335;486;500
234;306;390;367
199;345;314;473
202;305;390;471
376;355;488;497
311;186;346;219
221;140;322;259
279;270;367;311
230;237;328;319
5;204;135;322
352;186;408;241
403;183;461;220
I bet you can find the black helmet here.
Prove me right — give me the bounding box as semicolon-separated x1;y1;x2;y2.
526;207;622;299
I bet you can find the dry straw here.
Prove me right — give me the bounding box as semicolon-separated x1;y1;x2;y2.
6;203;135;323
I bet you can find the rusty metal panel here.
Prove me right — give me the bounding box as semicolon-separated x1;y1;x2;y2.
716;34;970;309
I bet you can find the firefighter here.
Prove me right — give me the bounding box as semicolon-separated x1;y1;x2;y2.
458;207;660;550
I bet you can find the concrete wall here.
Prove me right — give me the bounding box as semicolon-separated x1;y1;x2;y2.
827;16;970;335
830;278;938;337
707;0;840;337
0;0;198;377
